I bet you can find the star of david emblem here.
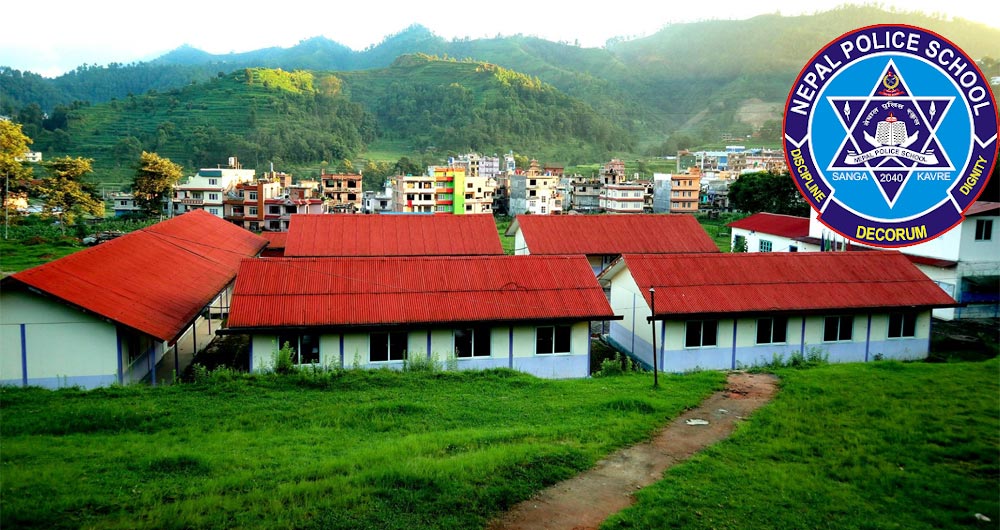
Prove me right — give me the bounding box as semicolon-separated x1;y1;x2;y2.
825;59;955;207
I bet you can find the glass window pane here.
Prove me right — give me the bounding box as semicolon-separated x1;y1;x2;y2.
888;313;903;338
703;320;718;347
773;317;787;344
300;334;319;364
756;319;772;344
839;316;853;341
536;327;554;354
685;321;701;348
455;328;473;358
473;327;491;357
389;332;408;361
902;314;916;337
824;317;839;342
370;332;388;362
554;325;572;353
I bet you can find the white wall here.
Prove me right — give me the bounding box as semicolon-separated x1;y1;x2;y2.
513;227;528;255
807;208;975;261
1;290;120;388
730;228;804;253
957;214;1000;263
604;264;934;371
248;321;592;379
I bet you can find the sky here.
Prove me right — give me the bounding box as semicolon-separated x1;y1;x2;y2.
1;0;997;78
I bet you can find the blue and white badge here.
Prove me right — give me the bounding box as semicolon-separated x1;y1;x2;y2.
783;25;998;247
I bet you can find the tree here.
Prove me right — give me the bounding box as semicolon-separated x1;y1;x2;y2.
132;151;183;217
393;156;422;177
35;156;104;233
1;120;35;231
728;171;809;216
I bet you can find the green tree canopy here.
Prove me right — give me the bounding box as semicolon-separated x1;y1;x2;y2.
728;171;809;217
1;120;34;202
36;156;104;232
132;151;184;217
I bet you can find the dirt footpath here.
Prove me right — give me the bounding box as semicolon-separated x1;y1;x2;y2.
487;371;780;530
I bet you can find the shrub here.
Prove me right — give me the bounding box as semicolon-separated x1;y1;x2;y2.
594;352;641;377
272;342;295;375
402;353;440;372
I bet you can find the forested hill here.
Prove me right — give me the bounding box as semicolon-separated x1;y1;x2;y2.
1;5;998;158
11;61;630;187
337;54;632;158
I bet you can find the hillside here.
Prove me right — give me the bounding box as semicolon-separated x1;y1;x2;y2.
2;5;998;166
20;69;374;188
16;61;629;187
337;54;633;162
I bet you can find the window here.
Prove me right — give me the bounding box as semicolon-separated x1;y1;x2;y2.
208;193;219;201
276;334;320;365
789;245;798;252
685;320;718;348
536;325;572;354
248;192;257;200
248;207;258;216
759;240;773;252
455;327;491;358
975;219;993;241
370;331;407;362
732;235;747;252
888;313;917;338
208;178;218;185
823;316;854;342
269;206;281;214
756;317;788;344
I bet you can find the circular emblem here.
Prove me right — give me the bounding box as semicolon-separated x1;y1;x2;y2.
783;24;998;248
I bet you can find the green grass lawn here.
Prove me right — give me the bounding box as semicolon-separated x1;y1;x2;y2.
694;212;748;252
0;368;725;530
603;358;1000;530
0;236;84;273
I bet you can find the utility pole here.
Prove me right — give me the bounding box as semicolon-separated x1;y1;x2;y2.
649;287;658;388
5;172;9;240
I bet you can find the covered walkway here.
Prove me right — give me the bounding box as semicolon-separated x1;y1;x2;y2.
151;316;225;385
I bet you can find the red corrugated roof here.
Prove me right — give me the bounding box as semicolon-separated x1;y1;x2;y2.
260;232;288;249
227;255;615;328
284;214;504;256
5;210;267;343
507;214;719;255
613;252;957;317
727;212;810;238
967;201;999;216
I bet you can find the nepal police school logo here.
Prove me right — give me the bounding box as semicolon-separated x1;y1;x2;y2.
783;25;998;248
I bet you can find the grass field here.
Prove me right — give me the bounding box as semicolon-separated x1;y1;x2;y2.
0;236;83;273
0;368;725;530
604;358;1000;529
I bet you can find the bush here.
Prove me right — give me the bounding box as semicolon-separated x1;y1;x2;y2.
594;352;642;377
402;353;440;372
748;347;829;371
272;342;295;375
